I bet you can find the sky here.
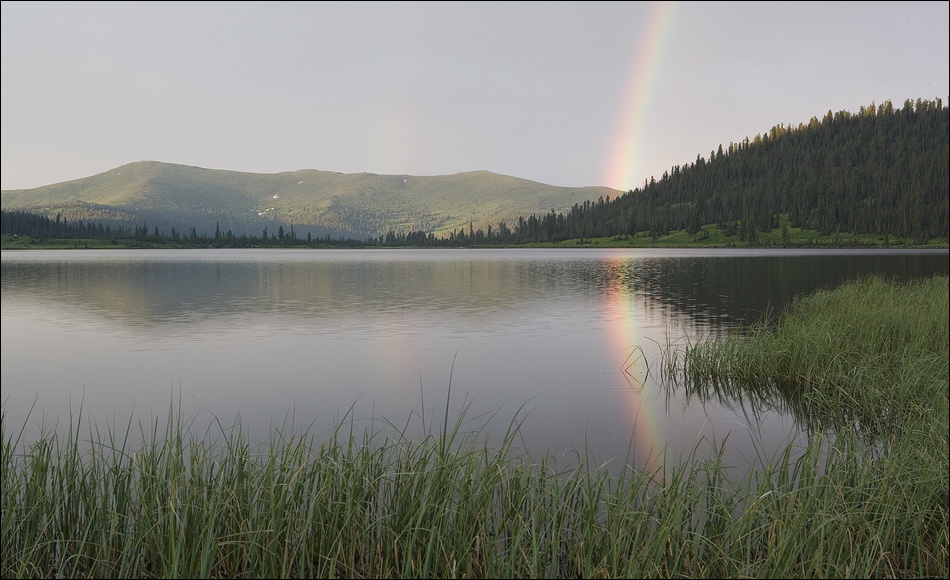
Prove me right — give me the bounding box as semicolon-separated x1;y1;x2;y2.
2;1;948;193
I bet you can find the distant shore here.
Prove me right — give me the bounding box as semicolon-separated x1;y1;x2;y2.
3;230;948;251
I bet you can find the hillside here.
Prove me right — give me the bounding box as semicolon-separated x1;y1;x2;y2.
0;162;618;239
529;97;948;244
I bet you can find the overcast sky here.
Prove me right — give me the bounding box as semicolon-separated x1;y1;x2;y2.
2;1;948;192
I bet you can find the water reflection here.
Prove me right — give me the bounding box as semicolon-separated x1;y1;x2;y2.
4;248;944;332
2;248;947;477
663;372;824;435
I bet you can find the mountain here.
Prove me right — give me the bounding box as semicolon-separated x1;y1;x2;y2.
0;161;619;239
6;98;946;246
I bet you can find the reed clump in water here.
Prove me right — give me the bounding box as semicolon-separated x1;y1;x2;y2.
3;275;948;578
681;275;948;437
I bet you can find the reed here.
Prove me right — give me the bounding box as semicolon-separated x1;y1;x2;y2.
678;275;948;438
3;411;946;577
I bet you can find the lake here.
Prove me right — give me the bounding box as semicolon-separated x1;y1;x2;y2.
2;247;947;477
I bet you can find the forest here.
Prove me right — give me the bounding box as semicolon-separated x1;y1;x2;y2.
3;97;947;248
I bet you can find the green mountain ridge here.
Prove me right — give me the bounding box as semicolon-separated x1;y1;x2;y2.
5;97;946;245
0;161;619;239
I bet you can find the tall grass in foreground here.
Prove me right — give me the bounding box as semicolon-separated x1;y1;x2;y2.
4;410;946;579
3;276;948;579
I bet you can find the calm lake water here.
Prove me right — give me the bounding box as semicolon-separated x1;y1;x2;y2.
2;248;947;476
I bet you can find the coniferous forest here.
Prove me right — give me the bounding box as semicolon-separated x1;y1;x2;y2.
2;97;947;247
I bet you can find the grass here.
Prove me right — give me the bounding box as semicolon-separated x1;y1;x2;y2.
3;277;948;578
675;275;949;440
527;226;949;249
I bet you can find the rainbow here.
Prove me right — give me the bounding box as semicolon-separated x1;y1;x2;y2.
375;102;417;176
603;1;678;192
601;252;666;474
